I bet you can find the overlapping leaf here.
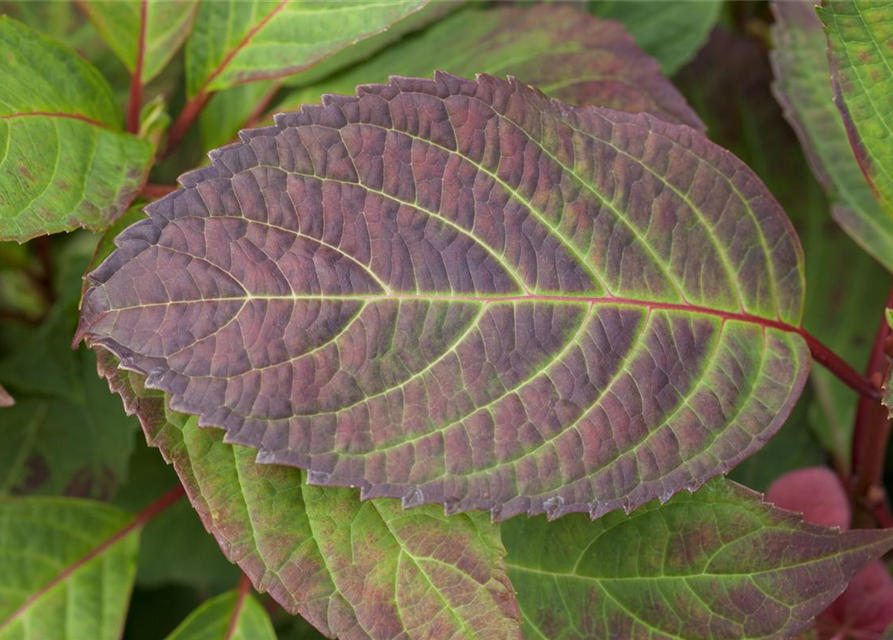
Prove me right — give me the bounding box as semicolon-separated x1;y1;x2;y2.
165;589;276;640
0;17;154;242
820;0;893;220
504;477;893;640
185;0;428;99
0;498;139;639
78;72;810;519
767;467;893;639
96;350;522;640
588;0;722;75
772;0;893;274
80;0;199;84
197;1;452;152
276;5;704;132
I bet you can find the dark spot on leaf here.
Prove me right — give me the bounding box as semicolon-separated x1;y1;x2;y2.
11;454;49;494
64;465;117;500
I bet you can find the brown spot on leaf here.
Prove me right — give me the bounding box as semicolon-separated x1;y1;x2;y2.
64;465;117;500
11;454;49;494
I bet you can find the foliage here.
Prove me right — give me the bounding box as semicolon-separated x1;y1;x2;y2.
2;2;893;639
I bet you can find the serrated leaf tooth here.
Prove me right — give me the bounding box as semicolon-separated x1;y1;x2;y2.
401;486;425;509
254;449;276;465
543;495;565;521
307;470;332;486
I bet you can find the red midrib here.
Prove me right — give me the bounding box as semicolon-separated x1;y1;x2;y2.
223;575;253;640
0;485;185;633
0;112;109;128
197;0;289;97
375;292;804;336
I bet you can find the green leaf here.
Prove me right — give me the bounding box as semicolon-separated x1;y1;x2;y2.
96;351;523;640
165;589;276;640
820;0;893;220
197;2;454;152
0;498;139;639
79;73;809;519
772;0;893;274
185;0;429;98
275;5;704;131
80;0;199;84
199;81;278;152
503;478;893;640
589;0;723;74
0;17;153;242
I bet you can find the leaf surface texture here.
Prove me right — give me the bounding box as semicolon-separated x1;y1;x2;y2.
0;17;153;241
0;499;139;640
820;0;893;220
773;0;893;273
78;73;810;518
504;478;893;640
97;351;522;640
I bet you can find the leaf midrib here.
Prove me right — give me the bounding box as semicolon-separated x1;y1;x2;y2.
97;291;807;338
0;111;110;129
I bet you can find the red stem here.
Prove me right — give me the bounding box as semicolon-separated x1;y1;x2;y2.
127;0;148;134
851;285;893;527
0;484;186;633
166;0;288;154
224;574;253;640
166;90;211;154
801;330;880;400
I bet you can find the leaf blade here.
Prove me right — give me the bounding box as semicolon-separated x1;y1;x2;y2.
185;0;429;97
0;16;153;241
96;351;523;640
78;72;809;519
275;5;704;132
80;0;199;83
165;589;276;640
588;0;722;74
772;0;893;273
819;0;893;220
504;478;893;640
0;498;139;640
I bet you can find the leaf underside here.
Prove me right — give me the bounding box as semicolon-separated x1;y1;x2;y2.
504;478;893;640
771;0;893;274
0;16;153;242
78;72;810;520
819;0;893;220
96;350;522;640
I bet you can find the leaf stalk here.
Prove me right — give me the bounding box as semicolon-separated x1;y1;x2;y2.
851;285;893;527
126;0;148;135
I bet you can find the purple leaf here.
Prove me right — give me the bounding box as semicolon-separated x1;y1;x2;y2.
77;73;810;520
